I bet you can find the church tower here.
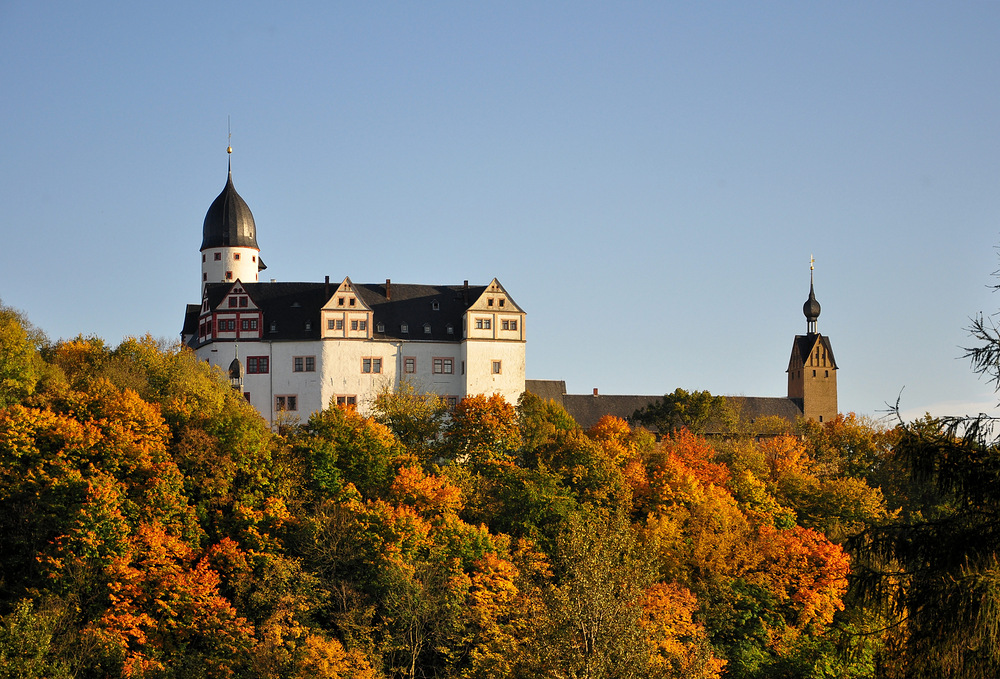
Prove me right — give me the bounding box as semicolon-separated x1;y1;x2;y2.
786;261;838;422
200;147;265;292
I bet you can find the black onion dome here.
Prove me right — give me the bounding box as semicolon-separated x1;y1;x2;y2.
201;171;258;250
803;283;821;323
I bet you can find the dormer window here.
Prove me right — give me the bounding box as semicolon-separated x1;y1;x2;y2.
376;322;385;333
305;321;312;331
446;324;454;335
401;323;409;333
423;323;431;334
499;299;505;308
270;321;277;332
432;300;440;311
487;298;494;307
349;298;356;307
338;297;345;306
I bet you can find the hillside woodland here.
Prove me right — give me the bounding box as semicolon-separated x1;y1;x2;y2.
0;302;998;679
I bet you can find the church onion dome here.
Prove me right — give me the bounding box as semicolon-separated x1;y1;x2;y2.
201;170;259;251
803;283;821;324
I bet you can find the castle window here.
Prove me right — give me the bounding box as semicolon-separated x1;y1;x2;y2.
432;301;440;310
229;298;237;308
252;256;256;262
492;360;502;374
499;299;505;308
214;253;222;261
404;357;416;374
424;323;431;334
203;273;207;281
328;319;335;330
338;297;345;306
488;298;494;307
234;253;240;260
336;395;357;407
351;320;358;331
362;358;382;374
349;298;356;307
247;356;269;374
226;271;233;280
433;358;454;375
202;254;206;262
446;324;453;334
825;370;829;377
813;370;816;377
275;395;297;412
293;356;316;372
401;323;409;333
305;321;312;331
377;322;384;333
240;297;248;307
502;319;518;331
447;396;458;407
270;321;277;332
335;319;343;330
359;320;367;331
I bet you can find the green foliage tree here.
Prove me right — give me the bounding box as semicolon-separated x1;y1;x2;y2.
632;388;734;435
371;381;448;461
0;301;45;407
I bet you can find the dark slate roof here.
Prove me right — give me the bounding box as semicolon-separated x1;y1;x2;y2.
788;334;837;370
525;379;568;402
188;280;503;347
725;396;804;423
562;394;663;430
201;170;259;250
355;282;487;342
181;304;201;337
526;380;807;433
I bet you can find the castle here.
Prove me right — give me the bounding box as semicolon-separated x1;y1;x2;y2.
181;152;526;424
182;152;836;429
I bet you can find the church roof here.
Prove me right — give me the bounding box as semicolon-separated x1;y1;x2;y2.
201;169;259;251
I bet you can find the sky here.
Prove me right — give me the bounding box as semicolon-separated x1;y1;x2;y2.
2;2;999;422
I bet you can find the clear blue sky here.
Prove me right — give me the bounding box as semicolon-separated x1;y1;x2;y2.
2;2;999;421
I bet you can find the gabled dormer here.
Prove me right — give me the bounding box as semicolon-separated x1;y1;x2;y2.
465;278;525;341
322;277;374;339
200;280;263;342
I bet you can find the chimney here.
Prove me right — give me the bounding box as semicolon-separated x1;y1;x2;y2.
325;275;330;298
386;278;391;300
593;388;599;397
463;280;469;304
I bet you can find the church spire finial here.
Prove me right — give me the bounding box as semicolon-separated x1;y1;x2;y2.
803;256;821;334
227;116;233;172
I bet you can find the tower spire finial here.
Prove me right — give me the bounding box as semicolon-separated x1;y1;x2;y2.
227;116;232;172
803;255;821;334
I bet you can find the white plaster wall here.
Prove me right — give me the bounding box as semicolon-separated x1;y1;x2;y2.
463;339;526;405
201;246;260;290
196;334;524;426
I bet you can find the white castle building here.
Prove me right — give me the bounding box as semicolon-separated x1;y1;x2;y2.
182;155;526;424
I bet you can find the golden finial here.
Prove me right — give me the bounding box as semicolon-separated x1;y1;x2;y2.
810;254;815;271
227;115;232;154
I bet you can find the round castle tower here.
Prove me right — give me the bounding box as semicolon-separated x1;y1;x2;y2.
200;148;265;291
